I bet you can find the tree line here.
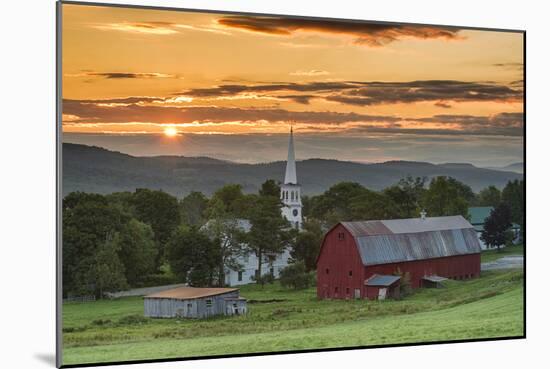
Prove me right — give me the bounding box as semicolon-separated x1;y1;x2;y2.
62;176;524;297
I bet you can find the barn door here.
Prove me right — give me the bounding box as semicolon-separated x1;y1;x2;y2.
354;289;361;299
378;288;387;300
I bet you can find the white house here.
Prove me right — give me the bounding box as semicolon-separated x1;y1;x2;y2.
207;128;302;286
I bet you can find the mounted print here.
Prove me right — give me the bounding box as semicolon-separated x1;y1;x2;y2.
57;1;525;367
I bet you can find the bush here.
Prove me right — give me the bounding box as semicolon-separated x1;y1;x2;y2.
117;314;149;325
279;262;315;290
91;319;111;326
252;272;275;286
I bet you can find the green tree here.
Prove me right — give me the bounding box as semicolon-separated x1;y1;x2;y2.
349;189;400;220
501;179;524;231
309;182;367;225
279;261;315;290
62;192;130;297
132;188;181;269
476;185;501;207
203;198;247;286
290;219;323;271
447;177;476;204
259;179;281;198
167;226;220;286
93;236;128;298
180;191;208;227
210;184;246;216
246;195;291;284
481;203;513;251
421;176;469;218
384;176;426;218
115;219;157;286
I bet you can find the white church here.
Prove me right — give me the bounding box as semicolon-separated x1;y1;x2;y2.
222;128;302;286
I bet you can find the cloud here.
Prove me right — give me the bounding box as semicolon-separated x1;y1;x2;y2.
217;16;462;46
434;101;452;108
93;21;180;35
68;72;178;79
493;62;523;70
410;112;524;136
325;80;523;106
290;70;330;76
62;98;401;125
180;80;523;106
92;21;229;36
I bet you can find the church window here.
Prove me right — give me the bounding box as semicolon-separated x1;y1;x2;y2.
291;191;294;201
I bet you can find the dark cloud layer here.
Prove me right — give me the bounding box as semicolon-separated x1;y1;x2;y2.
180;80;523;106
217;16;462;46
86;72;173;79
63;98;401;124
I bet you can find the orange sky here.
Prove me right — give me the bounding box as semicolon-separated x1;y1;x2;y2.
61;3;524;166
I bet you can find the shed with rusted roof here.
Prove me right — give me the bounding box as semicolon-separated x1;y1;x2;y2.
144;287;247;318
316;215;481;300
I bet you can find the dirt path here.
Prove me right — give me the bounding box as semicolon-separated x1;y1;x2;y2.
481;255;524;271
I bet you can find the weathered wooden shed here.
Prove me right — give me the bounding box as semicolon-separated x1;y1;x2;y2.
144;287;247;318
316;215;482;300
364;274;401;300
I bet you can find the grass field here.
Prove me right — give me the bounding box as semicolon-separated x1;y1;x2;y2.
480;244;524;263
62;269;524;366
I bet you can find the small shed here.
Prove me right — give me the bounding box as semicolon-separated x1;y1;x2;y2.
144;287;247;318
364;274;401;300
421;275;448;288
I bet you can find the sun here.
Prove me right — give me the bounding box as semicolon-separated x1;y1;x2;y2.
163;127;178;137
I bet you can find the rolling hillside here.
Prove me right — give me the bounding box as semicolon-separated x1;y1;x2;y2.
62;143;523;197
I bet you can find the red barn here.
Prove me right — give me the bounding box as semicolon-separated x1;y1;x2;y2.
316;215;481;300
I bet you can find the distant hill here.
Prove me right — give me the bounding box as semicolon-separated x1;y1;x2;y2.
485;162;524;174
62;143;524;198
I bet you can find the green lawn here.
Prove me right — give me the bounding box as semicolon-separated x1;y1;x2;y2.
480;244;524;263
62;269;524;366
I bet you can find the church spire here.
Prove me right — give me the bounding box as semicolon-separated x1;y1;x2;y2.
284;125;297;184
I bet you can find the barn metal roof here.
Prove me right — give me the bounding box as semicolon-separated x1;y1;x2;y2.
365;274;401;287
342;215;473;237
355;228;481;266
340;216;481;266
144;287;238;300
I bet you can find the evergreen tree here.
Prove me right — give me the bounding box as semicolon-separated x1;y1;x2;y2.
481;203;513;251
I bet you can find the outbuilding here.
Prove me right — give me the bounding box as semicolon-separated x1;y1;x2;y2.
316;215;481;300
144;287;247;318
364;274;401;300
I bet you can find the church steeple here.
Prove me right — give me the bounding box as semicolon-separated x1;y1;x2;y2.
280;125;302;229
284;126;297;185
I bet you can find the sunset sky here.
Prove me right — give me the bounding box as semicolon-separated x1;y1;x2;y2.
62;3;524;166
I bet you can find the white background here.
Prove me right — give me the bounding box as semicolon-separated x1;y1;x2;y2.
0;0;547;368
